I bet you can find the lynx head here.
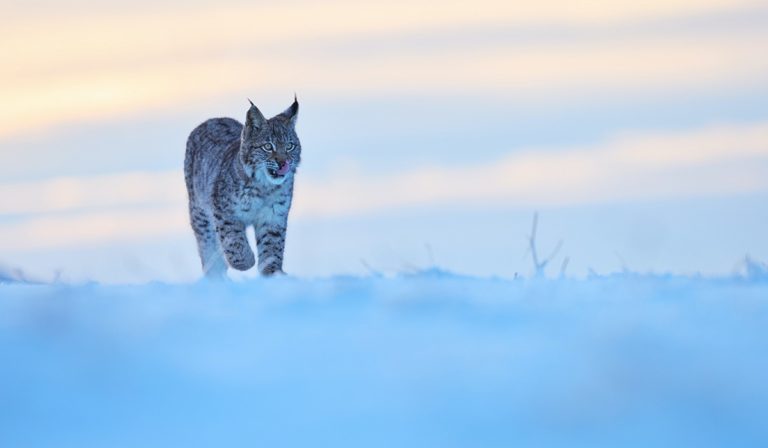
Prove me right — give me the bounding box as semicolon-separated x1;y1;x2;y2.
239;97;300;185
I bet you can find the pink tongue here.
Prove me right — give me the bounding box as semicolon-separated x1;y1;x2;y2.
277;161;291;176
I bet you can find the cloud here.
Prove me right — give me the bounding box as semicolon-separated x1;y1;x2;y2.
3;32;768;140
0;207;188;252
0;171;185;216
1;0;768;138
1;120;766;251
293;121;768;216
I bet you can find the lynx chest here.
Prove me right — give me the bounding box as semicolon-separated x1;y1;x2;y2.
229;183;290;224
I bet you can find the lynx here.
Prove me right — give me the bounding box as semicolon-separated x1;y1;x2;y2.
184;98;300;278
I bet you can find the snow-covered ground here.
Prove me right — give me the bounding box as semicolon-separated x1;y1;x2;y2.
2;271;768;447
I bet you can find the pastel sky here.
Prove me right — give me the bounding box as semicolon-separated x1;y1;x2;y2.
1;0;767;283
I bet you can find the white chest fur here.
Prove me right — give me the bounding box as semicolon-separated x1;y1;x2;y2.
232;186;290;225
232;194;265;222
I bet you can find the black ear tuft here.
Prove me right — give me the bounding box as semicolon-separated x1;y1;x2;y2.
244;99;267;136
276;95;299;126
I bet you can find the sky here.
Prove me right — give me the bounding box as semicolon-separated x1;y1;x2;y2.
1;0;767;283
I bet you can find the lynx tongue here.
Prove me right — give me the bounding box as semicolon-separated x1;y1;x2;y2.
276;161;291;176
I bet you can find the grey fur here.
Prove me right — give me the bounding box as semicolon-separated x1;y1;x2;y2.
184;99;301;278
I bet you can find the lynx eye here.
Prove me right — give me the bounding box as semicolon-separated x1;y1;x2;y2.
286;143;297;153
260;143;274;153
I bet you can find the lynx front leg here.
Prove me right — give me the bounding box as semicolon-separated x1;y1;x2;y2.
215;216;255;271
255;218;287;276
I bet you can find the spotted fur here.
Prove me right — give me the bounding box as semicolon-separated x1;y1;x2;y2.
184;99;301;278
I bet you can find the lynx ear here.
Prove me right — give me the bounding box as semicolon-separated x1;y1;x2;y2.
276;95;299;126
245;99;267;133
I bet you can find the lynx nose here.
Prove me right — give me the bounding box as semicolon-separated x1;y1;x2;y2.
273;156;287;168
276;159;291;176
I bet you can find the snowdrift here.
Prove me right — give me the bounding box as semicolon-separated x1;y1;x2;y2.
2;272;767;447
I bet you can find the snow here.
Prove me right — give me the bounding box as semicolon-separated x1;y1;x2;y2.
2;272;768;447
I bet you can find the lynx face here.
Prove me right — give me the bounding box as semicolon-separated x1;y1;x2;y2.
240;99;300;185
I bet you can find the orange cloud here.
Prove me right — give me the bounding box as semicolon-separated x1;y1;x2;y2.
1;0;767;139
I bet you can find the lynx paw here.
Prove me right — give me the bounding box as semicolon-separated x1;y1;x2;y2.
228;252;256;271
258;256;284;276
